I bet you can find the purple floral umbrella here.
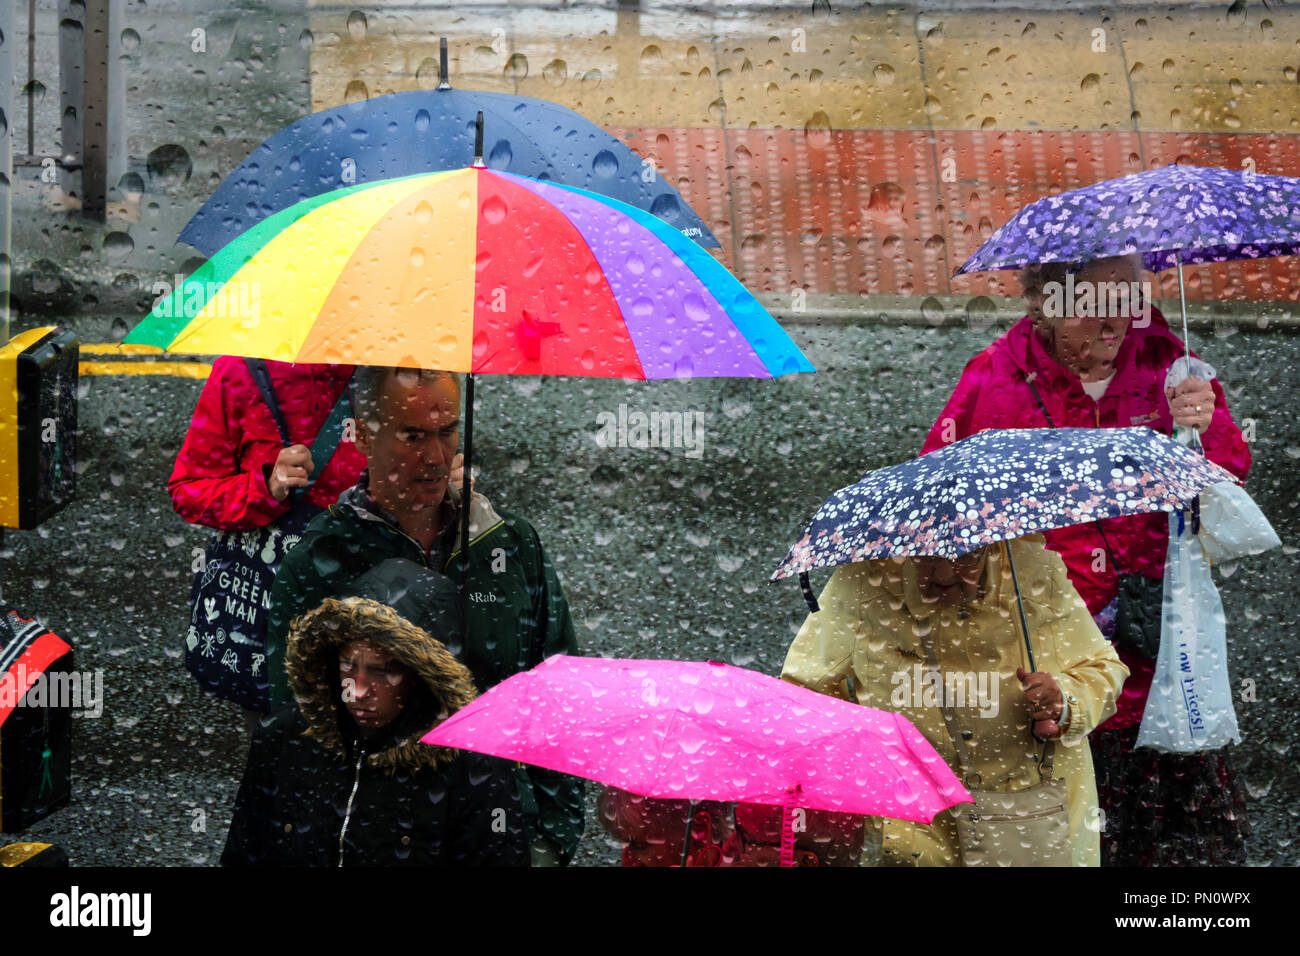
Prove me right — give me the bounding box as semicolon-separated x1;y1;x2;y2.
956;164;1300;276
955;163;1300;376
772;427;1236;668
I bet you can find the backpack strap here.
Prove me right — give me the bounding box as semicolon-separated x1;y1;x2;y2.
306;389;353;490
246;358;293;447
246;359;352;491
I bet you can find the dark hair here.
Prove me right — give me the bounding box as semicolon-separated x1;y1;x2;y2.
350;366;463;434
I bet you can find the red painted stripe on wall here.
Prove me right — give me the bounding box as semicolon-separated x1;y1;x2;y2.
615;127;1300;303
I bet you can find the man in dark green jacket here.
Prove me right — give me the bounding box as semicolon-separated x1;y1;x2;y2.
265;366;583;864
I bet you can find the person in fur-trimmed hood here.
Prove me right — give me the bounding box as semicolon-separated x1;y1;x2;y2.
264;366;584;864
222;595;527;866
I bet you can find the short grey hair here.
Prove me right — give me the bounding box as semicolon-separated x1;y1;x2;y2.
1019;254;1143;299
1020;254;1144;338
350;366;463;433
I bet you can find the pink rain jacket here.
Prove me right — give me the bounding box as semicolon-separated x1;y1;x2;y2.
921;309;1251;727
169;357;365;531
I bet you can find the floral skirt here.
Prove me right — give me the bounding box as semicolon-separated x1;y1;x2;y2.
1091;724;1250;867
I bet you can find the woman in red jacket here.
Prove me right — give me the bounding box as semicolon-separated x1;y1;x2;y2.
169;357;364;528
170;358;366;719
922;255;1252;866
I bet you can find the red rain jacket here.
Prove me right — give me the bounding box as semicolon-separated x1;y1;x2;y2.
168;357;366;531
921;309;1251;727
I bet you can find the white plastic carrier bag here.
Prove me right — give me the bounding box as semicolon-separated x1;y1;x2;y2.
1136;510;1241;753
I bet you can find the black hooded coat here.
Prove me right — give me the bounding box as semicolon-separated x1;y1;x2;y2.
221;597;527;866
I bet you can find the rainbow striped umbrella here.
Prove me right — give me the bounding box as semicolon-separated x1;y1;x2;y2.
127;158;812;631
125;167;812;380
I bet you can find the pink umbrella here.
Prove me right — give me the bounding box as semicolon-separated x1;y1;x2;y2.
422;655;971;865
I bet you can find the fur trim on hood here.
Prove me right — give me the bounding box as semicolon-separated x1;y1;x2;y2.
286;597;477;773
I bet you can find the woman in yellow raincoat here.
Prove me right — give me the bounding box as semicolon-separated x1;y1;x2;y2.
782;535;1128;867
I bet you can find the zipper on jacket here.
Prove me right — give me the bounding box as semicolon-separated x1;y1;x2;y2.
379;515;431;567
354;506;431;568
354;490;500;570
338;747;366;867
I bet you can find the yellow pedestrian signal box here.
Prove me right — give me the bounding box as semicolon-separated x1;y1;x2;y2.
0;327;79;529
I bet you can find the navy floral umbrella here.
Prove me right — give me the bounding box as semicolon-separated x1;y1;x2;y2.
955;163;1300;375
773;428;1236;666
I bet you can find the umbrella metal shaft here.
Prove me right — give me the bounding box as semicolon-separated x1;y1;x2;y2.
680;800;698;868
1174;260;1206;453
460;372;475;645
1002;541;1037;673
1177;259;1192;379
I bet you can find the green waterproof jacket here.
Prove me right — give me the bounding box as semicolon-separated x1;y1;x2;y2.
264;480;584;861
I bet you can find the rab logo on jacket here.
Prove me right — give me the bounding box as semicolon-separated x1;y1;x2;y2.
468;592;501;605
49;886;151;936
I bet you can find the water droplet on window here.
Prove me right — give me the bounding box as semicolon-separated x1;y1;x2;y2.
488;139;512;168
804;110;832;149
344;79;369;104
415;58;440;89
146;144;191;188
481;195;507;225
504;53;528;80
543;59;567;86
592;150;619;178
103;232;134;260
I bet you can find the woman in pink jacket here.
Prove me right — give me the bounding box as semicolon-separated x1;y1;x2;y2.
922;255;1252;866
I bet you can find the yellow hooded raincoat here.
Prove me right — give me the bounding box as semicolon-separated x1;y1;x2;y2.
781;535;1128;867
